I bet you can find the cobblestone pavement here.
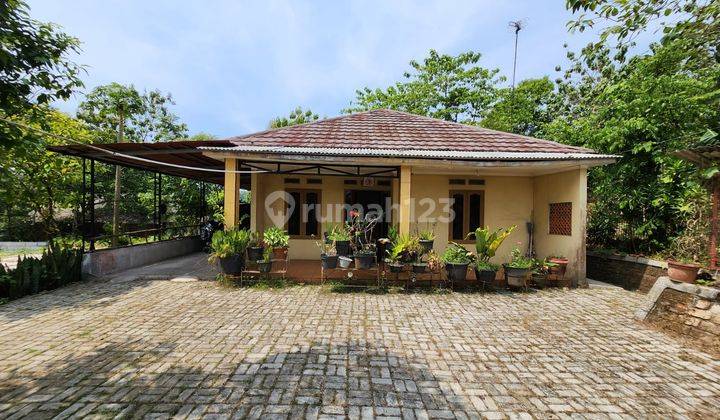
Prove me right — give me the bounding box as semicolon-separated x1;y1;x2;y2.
0;280;718;419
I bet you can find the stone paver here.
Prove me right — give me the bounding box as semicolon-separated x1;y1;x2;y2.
0;279;718;419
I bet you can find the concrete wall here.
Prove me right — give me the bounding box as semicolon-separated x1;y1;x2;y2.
82;237;203;277
533;168;587;286
0;241;46;250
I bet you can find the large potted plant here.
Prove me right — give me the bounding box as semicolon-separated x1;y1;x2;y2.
417;224;436;254
467;225;515;286
208;228;252;275
442;242;473;282
503;247;535;288
667;259;700;283
385;241;404;273
264;227;289;260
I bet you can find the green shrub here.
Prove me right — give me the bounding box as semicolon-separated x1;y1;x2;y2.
263;226;289;249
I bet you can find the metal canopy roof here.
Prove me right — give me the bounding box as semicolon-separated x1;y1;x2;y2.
48;140;235;185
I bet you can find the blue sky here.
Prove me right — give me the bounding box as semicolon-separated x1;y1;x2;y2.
28;0;606;138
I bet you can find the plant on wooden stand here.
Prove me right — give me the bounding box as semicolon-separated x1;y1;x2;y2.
264;226;289;260
257;247;273;273
467;225;515;287
246;231;265;262
315;236;338;269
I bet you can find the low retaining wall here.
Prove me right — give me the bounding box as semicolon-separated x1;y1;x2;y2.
587;251;666;293
0;241;46;250
82;236;203;278
636;277;720;352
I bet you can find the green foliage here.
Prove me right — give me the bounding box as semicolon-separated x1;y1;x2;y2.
416;223;436;241
208;228;252;261
346;49;504;123
386;234;421;263
467;225;515;263
326;224;351;241
475;260;499;271
0;239;82;301
0;0;84;147
269;106;320;128
441;242;473;264
506;247;534;269
263;226;289;249
481;78;558;137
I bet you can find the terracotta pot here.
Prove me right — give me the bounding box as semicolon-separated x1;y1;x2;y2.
548;257;568;278
667;260;699;283
272;247;288;260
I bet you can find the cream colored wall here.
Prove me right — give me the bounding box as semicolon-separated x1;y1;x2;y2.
532;168;587;285
409;173;533;265
253;173;390;260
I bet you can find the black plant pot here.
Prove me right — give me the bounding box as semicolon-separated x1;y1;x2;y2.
445;262;469;282
247;246;264;262
419;239;434;254
354;253;375;269
474;268;497;285
257;260;272;273
389;263;403;273
219;254;244;275
335;240;351;256
504;266;531;288
321;254;338;269
338;256;353;269
412;263;427;273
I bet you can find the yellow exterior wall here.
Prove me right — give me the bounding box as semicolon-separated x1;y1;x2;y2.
246;168;587;275
409;174;533;264
532;168;588;286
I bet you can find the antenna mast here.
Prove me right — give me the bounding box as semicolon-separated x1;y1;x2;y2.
509;20;524;89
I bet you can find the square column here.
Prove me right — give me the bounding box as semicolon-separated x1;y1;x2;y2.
399;165;412;236
224;158;240;229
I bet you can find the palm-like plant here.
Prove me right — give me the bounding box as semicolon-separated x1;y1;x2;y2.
467;225;516;265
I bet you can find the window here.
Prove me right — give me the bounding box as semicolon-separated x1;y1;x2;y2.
549;202;572;236
449;190;485;241
285;189;321;237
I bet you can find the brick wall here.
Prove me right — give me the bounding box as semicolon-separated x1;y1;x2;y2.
643;286;720;353
587;252;666;293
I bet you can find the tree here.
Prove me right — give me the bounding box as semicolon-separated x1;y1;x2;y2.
345;50;504;123
549;1;720;255
481;78;558;137
269;107;319;128
77;83;188;246
0;110;97;238
0;0;84;147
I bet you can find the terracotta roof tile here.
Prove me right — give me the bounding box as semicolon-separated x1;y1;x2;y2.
225;109;594;154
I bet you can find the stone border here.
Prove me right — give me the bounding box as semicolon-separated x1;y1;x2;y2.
587;251;666;269
635;276;720;320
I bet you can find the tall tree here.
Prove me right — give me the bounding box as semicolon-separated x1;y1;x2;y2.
0;0;84;147
481;77;558;137
345;50;504;123
269;106;319;128
77;84;188;246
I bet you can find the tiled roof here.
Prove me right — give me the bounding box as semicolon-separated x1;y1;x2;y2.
225;109;595;154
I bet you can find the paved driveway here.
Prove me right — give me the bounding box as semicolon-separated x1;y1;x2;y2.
0;280;718;419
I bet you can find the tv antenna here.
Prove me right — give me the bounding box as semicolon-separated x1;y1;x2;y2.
509;20;525;89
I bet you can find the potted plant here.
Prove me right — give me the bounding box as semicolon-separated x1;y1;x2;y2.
547;255;569;279
467;225;515;286
417;224;436;254
442;242;473;282
412;259;427;273
385;241;404;273
667;259;700;283
504;246;535;288
246;231;264;262
257;248;273;273
264;226;289;260
354;244;376;269
207;228;252;275
426;251;442;273
531;259;557;288
316;238;338;269
328;224;352;256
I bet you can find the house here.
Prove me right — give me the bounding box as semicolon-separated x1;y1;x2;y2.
50;109;616;285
